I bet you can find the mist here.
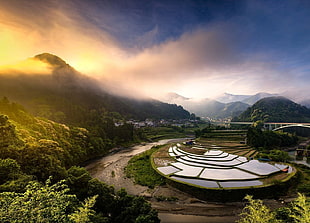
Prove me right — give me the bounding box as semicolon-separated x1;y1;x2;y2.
1;0;309;101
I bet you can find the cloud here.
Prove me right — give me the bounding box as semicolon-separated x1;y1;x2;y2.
95;26;247;98
0;58;51;75
0;0;309;100
0;0;122;74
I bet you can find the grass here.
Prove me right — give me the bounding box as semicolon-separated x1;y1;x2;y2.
142;127;187;141
125;145;166;188
295;164;310;196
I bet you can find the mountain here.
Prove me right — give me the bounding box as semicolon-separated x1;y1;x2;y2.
299;99;310;109
0;53;190;122
215;92;278;105
219;101;250;118
165;92;190;101
241;92;278;105
215;93;251;104
162;92;249;119
233;96;310;123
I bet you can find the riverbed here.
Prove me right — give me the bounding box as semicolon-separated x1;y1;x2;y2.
85;138;285;223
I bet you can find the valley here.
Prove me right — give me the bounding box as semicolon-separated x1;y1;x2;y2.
85;134;304;223
1;1;310;222
0;53;310;222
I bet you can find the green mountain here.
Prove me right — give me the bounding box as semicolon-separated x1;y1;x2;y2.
219;101;250;118
0;98;159;222
0;98;90;181
0;53;189;123
233;96;310;122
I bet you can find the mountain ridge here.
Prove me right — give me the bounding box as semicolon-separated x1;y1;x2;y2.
233;96;310;123
0;53;190;121
162;92;250;119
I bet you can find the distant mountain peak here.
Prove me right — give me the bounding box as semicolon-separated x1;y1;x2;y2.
215;92;251;104
33;53;80;85
214;92;279;105
34;53;68;68
166;92;190;101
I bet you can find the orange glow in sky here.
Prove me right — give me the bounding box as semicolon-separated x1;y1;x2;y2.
0;58;51;75
1;0;309;100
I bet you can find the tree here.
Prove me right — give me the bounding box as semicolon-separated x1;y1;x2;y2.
0;158;21;184
290;193;310;223
238;194;310;223
237;195;277;223
111;189;160;223
0;178;96;223
69;195;98;223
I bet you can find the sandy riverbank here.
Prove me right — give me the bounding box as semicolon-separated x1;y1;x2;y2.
85;141;290;223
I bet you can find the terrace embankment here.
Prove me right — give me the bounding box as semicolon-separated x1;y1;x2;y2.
86;137;298;222
152;132;298;202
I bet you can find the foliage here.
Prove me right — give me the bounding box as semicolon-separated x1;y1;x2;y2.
296;164;310;196
125;146;165;188
258;149;291;162
66;166;115;215
0;178;96;223
237;195;276;223
233;96;310;123
247;126;298;148
66;166;160;223
237;193;310;223
111;189;160;223
0;158;21;184
0;98;160;222
0;53;190;123
142;126;186;141
289;193;310;223
69;195;98;223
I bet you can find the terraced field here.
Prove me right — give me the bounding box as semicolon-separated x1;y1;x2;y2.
153;144;293;189
152;131;296;193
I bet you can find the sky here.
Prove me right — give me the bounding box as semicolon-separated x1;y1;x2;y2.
0;0;310;100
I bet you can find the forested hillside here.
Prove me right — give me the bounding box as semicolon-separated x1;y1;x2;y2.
0;97;124;181
0;98;159;222
233;96;310;122
0;53;190;124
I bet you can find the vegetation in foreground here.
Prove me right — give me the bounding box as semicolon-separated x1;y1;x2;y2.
0;164;160;223
0;98;161;222
238;193;310;223
296;164;310;196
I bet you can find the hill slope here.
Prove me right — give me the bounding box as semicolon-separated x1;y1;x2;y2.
0;53;190;122
233;96;310;122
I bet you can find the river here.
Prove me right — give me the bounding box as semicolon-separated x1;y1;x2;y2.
86;138;223;223
85;138;189;176
85;138;240;223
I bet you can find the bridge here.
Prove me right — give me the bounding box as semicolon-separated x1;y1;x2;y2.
270;123;310;137
212;121;310;136
264;122;310;130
